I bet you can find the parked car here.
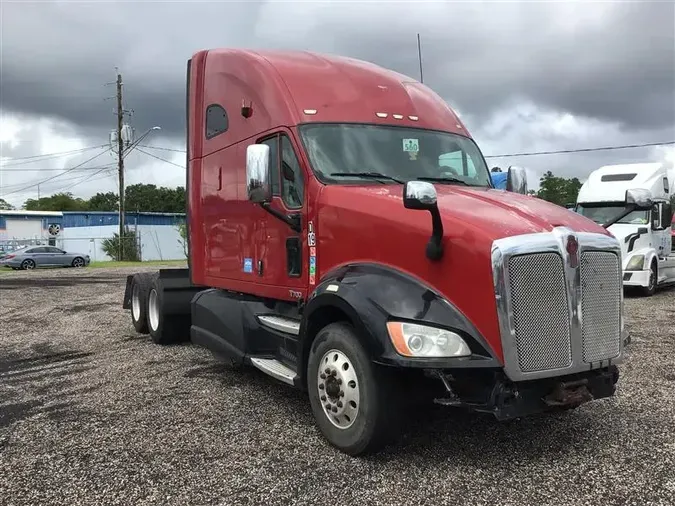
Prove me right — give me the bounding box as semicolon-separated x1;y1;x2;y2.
0;245;90;270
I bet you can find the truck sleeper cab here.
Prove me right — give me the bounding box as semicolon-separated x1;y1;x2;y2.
575;162;675;296
123;49;634;456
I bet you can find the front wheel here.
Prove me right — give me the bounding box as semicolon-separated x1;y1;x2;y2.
639;262;657;296
71;257;85;268
307;322;399;456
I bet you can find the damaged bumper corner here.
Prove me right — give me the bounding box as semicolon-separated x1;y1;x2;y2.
428;365;620;421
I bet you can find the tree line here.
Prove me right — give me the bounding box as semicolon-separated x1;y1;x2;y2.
0;184;187;213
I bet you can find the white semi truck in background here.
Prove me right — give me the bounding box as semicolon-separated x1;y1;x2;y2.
575;162;675;296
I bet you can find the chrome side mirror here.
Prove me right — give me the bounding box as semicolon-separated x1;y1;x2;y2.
246;144;271;203
403;181;438;210
625;188;653;209
403;181;443;261
506;166;528;194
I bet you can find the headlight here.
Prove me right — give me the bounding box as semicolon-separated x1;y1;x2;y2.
386;321;471;358
625;255;645;271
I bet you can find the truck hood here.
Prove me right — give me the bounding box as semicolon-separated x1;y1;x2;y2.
321;184;611;241
316;183;612;364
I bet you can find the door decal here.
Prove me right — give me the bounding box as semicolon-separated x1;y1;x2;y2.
243;257;253;273
308;221;317;285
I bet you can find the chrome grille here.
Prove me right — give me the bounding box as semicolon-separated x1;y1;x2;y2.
508;252;572;373
580;251;621;362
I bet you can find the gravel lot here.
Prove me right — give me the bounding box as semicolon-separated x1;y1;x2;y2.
0;266;674;506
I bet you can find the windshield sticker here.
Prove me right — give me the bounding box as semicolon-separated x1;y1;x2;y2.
403;138;419;160
402;138;419;152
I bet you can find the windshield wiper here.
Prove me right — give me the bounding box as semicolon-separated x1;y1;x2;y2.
416;176;469;186
330;172;405;184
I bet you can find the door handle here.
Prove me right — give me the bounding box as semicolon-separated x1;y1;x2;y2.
218;167;222;191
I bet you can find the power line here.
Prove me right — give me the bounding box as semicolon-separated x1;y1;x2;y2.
0;165;114;173
0;165;117;190
136;148;184;168
484;140;675;159
139;140;675;159
0;148;112;197
54;167;117;194
0;144;109;167
138;144;185;153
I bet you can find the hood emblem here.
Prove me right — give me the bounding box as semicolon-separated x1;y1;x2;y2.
566;235;579;268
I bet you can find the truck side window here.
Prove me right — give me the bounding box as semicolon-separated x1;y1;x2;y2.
280;135;304;209
259;136;280;196
439;149;477;177
205;104;228;139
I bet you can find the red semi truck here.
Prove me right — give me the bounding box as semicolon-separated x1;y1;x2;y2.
123;48;643;456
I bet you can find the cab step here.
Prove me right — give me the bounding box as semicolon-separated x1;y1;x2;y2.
250;357;297;385
257;315;300;335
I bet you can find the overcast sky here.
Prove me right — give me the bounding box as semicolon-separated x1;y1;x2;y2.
1;0;674;208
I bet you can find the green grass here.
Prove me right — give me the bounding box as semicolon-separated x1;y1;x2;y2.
88;259;187;268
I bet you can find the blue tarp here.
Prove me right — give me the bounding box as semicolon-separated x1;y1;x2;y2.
490;172;508;190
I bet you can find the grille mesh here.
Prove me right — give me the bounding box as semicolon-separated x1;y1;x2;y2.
580;251;621;362
508;253;572;373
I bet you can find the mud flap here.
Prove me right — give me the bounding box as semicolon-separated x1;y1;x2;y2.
122;274;134;310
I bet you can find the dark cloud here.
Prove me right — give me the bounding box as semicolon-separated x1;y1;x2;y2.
2;0;674;142
1;0;674;206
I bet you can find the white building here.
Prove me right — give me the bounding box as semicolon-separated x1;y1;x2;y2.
0;210;187;262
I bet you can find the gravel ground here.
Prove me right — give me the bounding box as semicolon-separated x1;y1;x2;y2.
0;266;674;506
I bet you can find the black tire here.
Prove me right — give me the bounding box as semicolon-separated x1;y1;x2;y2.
307;321;400;456
147;274;183;345
71;257;85;268
21;259;35;270
130;273;151;334
639;261;657;297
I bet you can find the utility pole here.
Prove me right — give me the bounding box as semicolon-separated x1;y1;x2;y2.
116;72;125;260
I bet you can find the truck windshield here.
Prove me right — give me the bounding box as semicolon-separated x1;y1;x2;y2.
298;123;492;187
576;205;650;225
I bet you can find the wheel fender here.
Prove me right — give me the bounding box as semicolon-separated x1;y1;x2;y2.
298;263;499;386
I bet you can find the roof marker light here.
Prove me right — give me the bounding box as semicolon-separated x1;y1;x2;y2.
376;112;388;118
304;109;317;115
456;124;462;129
409;115;419;121
393;114;403;119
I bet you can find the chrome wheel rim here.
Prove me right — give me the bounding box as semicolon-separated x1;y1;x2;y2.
73;258;84;267
148;289;159;331
131;283;141;322
317;349;360;429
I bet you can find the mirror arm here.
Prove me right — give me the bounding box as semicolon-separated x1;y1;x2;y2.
425;206;444;261
260;202;302;233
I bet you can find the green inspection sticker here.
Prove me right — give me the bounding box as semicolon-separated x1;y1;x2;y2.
402;138;419;152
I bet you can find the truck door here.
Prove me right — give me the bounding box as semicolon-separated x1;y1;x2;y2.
256;131;307;299
653;201;673;258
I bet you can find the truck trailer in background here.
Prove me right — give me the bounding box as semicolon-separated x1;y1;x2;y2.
122;48;643;456
576;162;675;295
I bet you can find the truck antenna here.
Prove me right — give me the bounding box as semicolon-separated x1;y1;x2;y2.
417;33;424;84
